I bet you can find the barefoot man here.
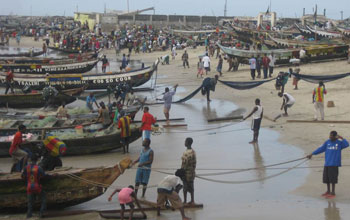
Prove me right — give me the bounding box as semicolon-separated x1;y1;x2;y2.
307;131;349;199
157;84;178;124
242;98;263;144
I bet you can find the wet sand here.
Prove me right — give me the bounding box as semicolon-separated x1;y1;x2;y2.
1;37;350;219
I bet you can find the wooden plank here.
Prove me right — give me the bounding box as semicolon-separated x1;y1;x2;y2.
207;115;243;122
43;202;203;218
139;199;203;209
134;118;185;123
287;120;350;124
100;212;147;219
163;124;187;128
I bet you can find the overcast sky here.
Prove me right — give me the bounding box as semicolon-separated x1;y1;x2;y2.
0;0;347;19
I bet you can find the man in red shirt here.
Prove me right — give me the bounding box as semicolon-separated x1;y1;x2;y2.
9;125;28;172
262;54;270;79
5;68;14;94
22;154;46;218
140;107;156;140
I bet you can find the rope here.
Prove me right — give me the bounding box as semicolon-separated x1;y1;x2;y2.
195;159;308;184
129;157;307;177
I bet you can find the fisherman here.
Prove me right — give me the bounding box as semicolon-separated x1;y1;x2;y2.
157;84;178;124
232;57;239;71
278;92;295;116
97;102;112;128
108;185;147;220
56;103;70;119
101;55;109;73
86;92;99;111
182;49;189;68
121;54;127;70
22;154;47;218
256;54;262;78
307;131;349;198
268;53;276;77
140;107;157;141
292;67;301;90
5;68;14;94
42;43;47;56
9;125;28;172
118;112;132;153
197;58;204;78
262;54;270;79
131;138;154;197
226;56;233;72
172;45;177;59
202;53;211;74
242;98;263;144
202;75;219;102
313;82;327;121
249;56;256;80
156;169;191;220
181;137;196;204
217;55;223;76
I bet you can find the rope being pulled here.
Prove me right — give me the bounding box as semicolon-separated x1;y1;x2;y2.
62;157;309;188
195;158;308;184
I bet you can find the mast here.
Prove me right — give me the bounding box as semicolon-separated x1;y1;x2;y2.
224;0;227;17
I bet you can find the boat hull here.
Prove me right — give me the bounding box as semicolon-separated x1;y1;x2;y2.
0;88;83;108
0;158;132;212
0;59;159;90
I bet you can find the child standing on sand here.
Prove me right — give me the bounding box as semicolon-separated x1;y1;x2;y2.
197;58;204;78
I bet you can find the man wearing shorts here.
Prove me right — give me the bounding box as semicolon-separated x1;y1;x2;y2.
279;92;295;116
140;107;156;140
158;84;178;124
242;98;263;144
9;124;28;172
108;185;146;220
132;138;154;197
307;131;349;198
157;169;191;220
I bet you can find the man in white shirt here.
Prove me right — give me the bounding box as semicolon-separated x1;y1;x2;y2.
268;53;276;77
157;169;191;220
299;48;306;63
279;92;295;116
249;56;256;80
202;53;211;74
242;98;263;144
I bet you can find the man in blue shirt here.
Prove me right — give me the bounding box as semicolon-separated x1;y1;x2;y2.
86;93;99;111
307;131;349;198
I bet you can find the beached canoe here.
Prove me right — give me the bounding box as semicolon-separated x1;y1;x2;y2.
0;157;132;212
0;87;84;108
48;46;92;54
218;43;349;65
0;58;99;74
0;58;159;90
0;50;45;58
0;123;142;157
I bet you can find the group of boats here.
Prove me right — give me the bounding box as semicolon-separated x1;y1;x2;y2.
0;44;161;213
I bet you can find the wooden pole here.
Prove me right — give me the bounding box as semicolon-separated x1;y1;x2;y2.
207;115;243;122
287;120;350;124
134;118;185;123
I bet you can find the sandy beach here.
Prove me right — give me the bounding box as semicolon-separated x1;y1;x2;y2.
1;36;350;219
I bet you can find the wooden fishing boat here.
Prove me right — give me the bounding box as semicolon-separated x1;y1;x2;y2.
0;58;99;74
0;87;84;108
336;26;350;37
0;123;142;157
305;25;342;39
0;58;159;90
170;29;217;35
218;43;349;65
0;157;132;212
267;34;345;48
0;50;44;58
48;46;92;54
0;104;142;133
